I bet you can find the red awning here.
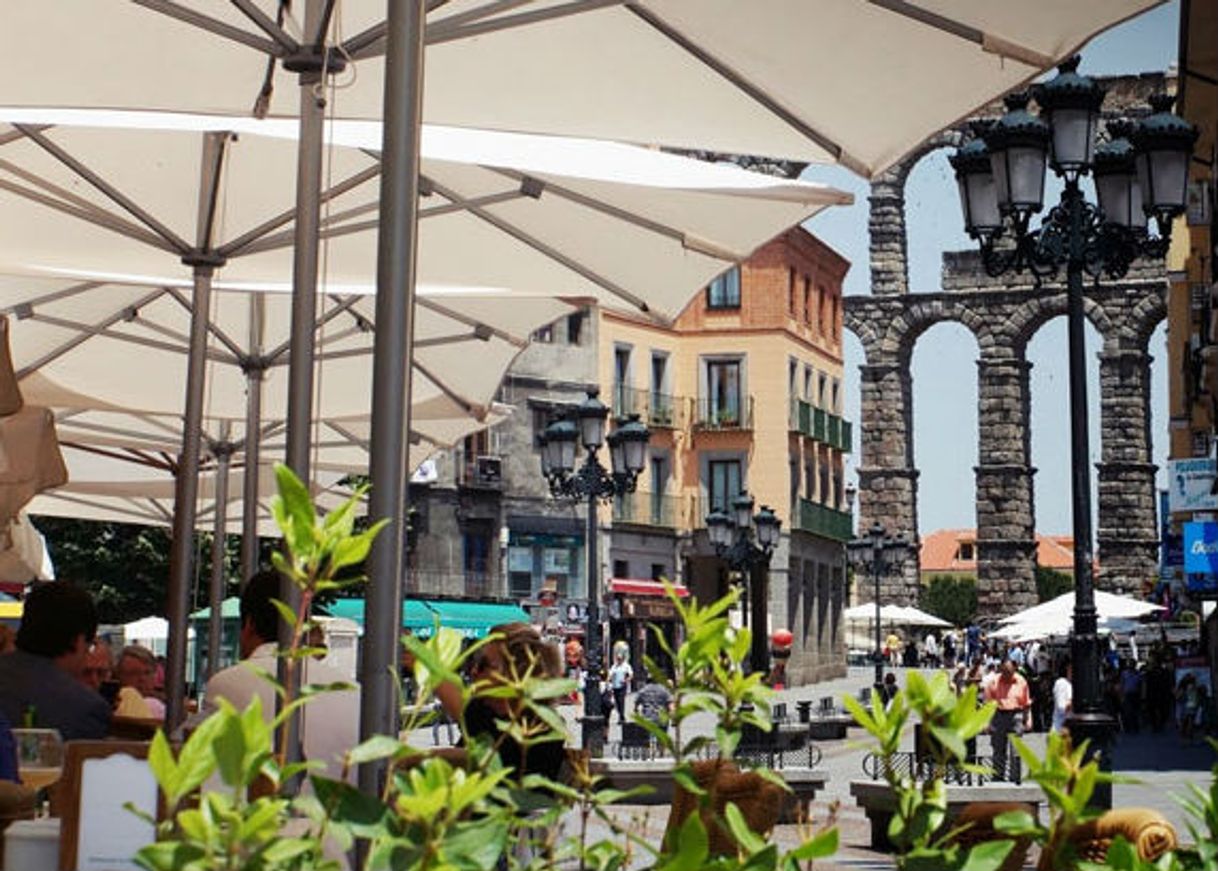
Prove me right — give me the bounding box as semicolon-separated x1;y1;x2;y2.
609;578;690;598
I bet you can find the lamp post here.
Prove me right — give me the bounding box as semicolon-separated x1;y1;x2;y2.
846;520;910;693
706;494;782;675
537;387;650;757
951;56;1197;805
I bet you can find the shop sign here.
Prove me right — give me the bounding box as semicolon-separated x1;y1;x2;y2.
1169;458;1218;513
1184;522;1218;594
543;548;571;575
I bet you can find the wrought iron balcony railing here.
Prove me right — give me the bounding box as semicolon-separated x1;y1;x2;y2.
612;384;682;429
796;498;852;542
788;399;853;452
692;395;754;430
612;489;679;528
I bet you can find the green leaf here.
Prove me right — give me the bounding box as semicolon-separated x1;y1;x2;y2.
146;730;179;802
959;839;1016;871
269;596;299;631
993;809;1037;835
346;734;406;765
312;775;392;838
724;801;767;853
788;826;838;860
211;708;247;787
273;462;316;553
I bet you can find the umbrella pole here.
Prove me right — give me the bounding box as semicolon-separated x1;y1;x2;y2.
164;262;214;728
165;132;228;728
207;430;233;681
360;0;425;795
239;294;265;588
279;0;328;776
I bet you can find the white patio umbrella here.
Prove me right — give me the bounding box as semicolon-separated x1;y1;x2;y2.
844;603;910;622
890;605;952;628
998;590;1165;626
2;0;1163;177
990;614;1144;643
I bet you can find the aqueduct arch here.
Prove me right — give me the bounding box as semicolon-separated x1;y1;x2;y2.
844;73;1169;614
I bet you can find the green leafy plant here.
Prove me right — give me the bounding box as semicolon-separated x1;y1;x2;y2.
844;671;1011;871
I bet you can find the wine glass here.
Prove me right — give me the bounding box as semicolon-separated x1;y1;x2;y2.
11;728;64;800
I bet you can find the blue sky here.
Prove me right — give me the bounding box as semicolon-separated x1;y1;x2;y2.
800;2;1180;536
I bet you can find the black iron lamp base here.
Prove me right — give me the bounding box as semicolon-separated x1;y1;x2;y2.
1065;709;1119;810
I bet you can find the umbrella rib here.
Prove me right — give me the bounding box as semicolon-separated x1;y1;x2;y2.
324;421;369;452
40;491;167;525
15;287;167;379
426;176;654;315
427;0;624;46
623;4;867;176
18;312;239;376
218;163;380;258
59;441;178;472
0;281;104;318
415;296;526;346
196;133;232;250
343;0;450;59
488;167;745;261
867;0;1052;68
263;294;365;364
132;0;284;56
229;0;301;53
58;420;179;450
0;166;178;253
162;286;249;360
14;126;193;254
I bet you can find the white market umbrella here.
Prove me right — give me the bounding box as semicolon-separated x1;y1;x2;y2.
844;603;910;622
998;590;1165;626
991;614;1144;643
890;606;952;628
1;0;1163;178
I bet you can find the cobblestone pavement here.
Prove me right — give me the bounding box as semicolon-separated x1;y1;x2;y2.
406;667;1218;868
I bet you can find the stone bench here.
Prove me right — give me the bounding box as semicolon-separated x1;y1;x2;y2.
849;780;1042;851
590;758;827;822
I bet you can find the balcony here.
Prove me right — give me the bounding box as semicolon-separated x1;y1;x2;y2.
612;490;679;528
796;498;852;542
788;399;852;453
613;384;682;429
692;396;754;431
455;455;504;489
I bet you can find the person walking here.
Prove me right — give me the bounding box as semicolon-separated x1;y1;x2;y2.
985;655;1031;781
1051;661;1073;734
607;644;633;729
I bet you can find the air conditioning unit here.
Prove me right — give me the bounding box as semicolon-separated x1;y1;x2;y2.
475;455;503;486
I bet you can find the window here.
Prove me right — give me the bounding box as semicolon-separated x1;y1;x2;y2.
788;269;797;314
819;457;830;503
531;323;553;343
614;345;632;416
788;359;798;398
790;457;799;509
567;311;584;345
831;378;840;413
804;366;814;400
708;460;742;512
830;295;839;338
651;352;671;422
958;543;975;561
463;526;492;576
803;278;811;324
706;359;741;425
818;373;828;408
817;286;827;334
613;559;630;579
804;460;815;500
707;267;741;308
651;563;666;581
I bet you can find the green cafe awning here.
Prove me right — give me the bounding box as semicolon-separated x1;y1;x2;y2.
191;597;241;620
322;598;529;639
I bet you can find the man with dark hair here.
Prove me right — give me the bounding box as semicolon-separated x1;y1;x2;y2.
0;583;111;739
201;570;359;782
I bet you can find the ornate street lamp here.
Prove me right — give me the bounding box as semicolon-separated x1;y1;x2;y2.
845;521;910;695
704;493;781;675
950;55;1197;807
536;387;649;756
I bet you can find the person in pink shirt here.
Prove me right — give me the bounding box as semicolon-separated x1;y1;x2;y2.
984;655;1031;781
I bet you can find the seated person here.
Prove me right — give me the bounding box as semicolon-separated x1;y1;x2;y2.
200;570;359;783
430;622;567;783
116;645;166;719
0;583;111;740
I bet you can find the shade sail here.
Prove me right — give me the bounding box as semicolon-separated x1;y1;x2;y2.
1;0;1163;177
0;113;851;321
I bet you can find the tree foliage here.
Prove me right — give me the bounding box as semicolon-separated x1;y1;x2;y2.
34;516;256;625
920;574;978;627
1035;565;1073;603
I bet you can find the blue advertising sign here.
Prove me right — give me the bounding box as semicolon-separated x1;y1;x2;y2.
1184;522;1218;593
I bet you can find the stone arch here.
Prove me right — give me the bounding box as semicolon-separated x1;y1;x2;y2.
1008;291;1117;358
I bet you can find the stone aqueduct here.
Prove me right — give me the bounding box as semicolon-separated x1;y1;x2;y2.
843;73;1170;614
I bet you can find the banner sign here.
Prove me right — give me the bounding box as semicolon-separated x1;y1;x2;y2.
1184;523;1218;594
1169;458;1218;513
1161;490;1183;574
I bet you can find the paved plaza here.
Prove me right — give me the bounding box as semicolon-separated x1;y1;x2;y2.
407;666;1218;868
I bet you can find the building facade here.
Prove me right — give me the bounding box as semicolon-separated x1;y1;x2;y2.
407;227;852;686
